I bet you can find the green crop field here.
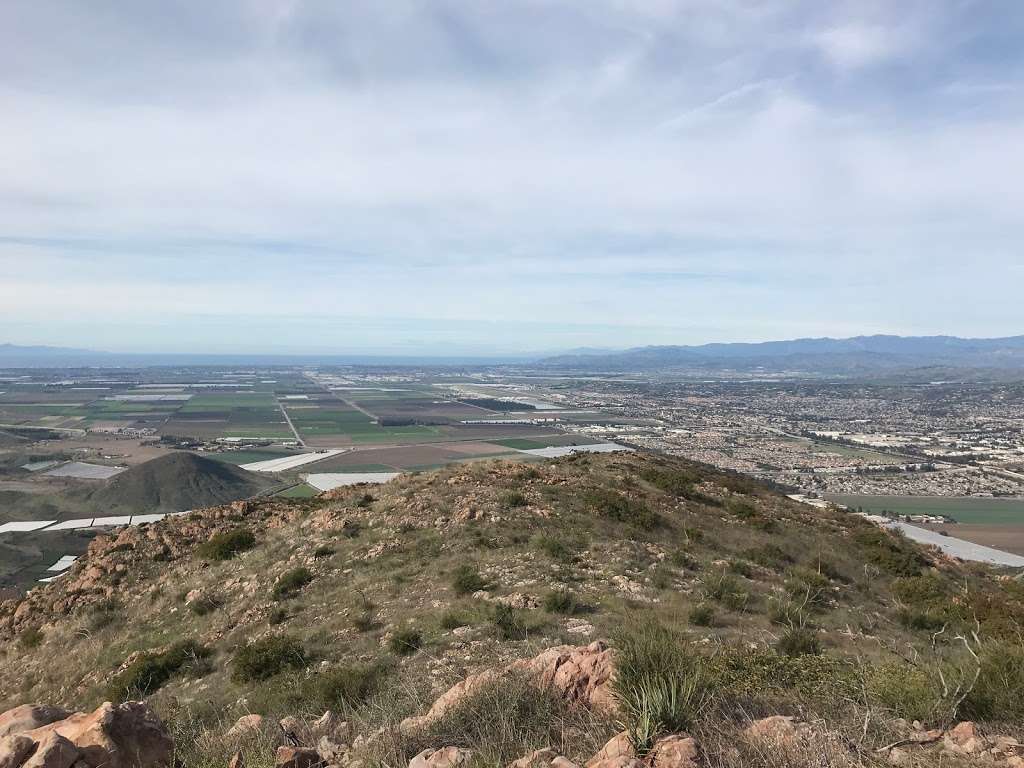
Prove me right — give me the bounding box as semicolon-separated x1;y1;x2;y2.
827;494;1024;525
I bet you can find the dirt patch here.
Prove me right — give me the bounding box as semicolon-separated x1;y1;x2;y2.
921;523;1024;556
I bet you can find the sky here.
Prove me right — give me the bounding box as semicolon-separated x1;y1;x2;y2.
1;1;1023;355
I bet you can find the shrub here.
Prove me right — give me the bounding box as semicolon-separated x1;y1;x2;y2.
543;588;581;615
727;559;754;578
452;564;489;596
248;662;388;716
86;600;122;632
105;639;211;702
231;635;308;683
776;627;821;657
19;627;43;649
640;466;702;497
583;489;661;531
668;548;698;570
491;604;528;640
500;491;529;508
189;593;224;616
439;610;471;630
612;622;711;752
744;544;793;569
784;567;832;610
313;545;335;558
268;607;288;625
397;672;604;768
353;610;378;633
356;493;375;508
701;570;749;611
196;527;256;561
689;604;715;627
272;567;314;600
389;627;424;656
533;534;571;561
855;528;924;576
961;640;1024;722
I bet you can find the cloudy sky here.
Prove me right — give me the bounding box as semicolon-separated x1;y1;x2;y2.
1;1;1022;354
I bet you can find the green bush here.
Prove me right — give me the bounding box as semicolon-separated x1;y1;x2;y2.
19;627;44;649
491;604;528;640
532;534;571;561
189;593;224;616
272;567;314;600
106;640;211;702
744;544;793;569
701;570;749;611
313;545;335;558
543;588;581;615
452;564;490;595
389;627;424;656
962;640;1024;722
583;489;662;531
500;491;529;508
85;599;122;632
776;627;821;657
612;622;711;752
688;604;715;627
855;528;923;576
439;610;471;630
248;662;388;716
196;527;256;561
231;635;308;683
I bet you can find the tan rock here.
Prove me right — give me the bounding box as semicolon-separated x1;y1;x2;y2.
408;747;472;768
312;711;343;738
0;734;36;768
25;701;172;768
886;747;911;766
317;736;349;764
509;748;571;768
226;715;266;739
401;643;615;734
647;734;699;768
586;732;635;768
944;721;985;755
22;733;80;768
743;716;803;746
0;706;72;739
275;746;322;768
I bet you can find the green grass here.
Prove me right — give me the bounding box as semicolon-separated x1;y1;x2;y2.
275;483;319;499
827;494;1024;525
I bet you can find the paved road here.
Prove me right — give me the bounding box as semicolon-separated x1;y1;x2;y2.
277;401;305;447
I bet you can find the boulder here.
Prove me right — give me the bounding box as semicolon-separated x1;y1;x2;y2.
509;749;579;768
401;643;615;734
743;716;806;747
0;735;36;768
24;701;172;768
647;735;699;768
22;733;79;768
316;736;348;764
586;732;635;768
944;722;985;755
0;707;72;739
408;747;472;768
274;747;322;768
312;712;343;738
226;715;266;739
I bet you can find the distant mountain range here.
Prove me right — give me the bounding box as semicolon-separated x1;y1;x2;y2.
540;335;1024;373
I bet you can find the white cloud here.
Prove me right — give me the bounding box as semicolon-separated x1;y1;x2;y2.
0;1;1021;350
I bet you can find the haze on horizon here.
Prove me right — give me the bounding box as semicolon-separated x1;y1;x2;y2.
2;1;1023;355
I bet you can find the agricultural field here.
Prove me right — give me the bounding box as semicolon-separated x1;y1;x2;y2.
827;494;1024;525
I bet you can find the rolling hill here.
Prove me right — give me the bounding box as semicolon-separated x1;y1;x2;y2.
541;334;1024;373
1;451;1022;768
81;452;278;513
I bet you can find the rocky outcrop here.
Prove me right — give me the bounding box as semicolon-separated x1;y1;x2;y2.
0;701;171;768
0;708;71;741
274;746;322;768
400;642;615;734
